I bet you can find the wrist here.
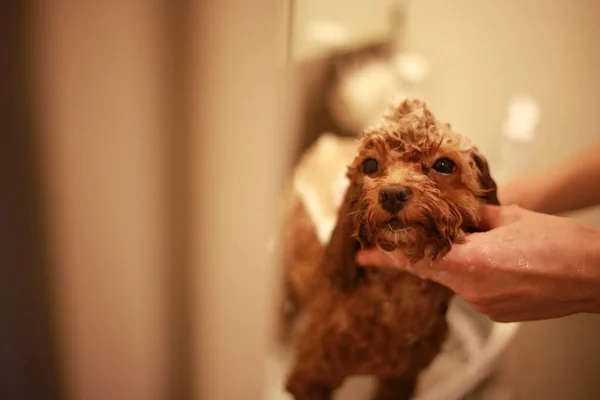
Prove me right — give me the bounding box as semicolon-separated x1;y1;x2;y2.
576;224;600;313
520;170;567;214
530;174;556;213
501;173;552;212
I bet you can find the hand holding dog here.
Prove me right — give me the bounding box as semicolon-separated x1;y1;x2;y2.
356;204;600;322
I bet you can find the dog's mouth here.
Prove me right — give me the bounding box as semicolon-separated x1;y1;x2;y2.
386;218;405;231
374;218;425;251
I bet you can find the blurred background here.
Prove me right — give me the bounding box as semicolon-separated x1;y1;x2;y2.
1;0;599;399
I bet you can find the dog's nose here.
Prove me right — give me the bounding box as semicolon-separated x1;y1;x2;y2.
378;185;413;213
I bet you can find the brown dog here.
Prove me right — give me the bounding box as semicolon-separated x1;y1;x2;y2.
280;99;499;400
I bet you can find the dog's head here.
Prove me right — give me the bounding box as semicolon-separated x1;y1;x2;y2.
324;99;499;289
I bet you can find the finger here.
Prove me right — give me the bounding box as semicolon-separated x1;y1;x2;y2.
476;204;505;231
356;246;443;271
480;203;528;231
356;248;408;268
357;242;470;272
355;248;456;282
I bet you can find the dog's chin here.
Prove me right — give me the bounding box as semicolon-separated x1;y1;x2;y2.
372;219;422;253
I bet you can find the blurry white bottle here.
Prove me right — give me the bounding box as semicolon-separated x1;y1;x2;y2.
490;94;541;185
328;52;430;134
392;52;430;99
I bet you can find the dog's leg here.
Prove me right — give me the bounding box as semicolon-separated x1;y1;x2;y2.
286;372;336;400
285;326;344;400
371;376;418;400
285;352;343;400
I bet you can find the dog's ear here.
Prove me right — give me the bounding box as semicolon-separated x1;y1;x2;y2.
471;147;500;205
321;183;363;292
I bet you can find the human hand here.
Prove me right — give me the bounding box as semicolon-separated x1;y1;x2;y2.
356;205;600;322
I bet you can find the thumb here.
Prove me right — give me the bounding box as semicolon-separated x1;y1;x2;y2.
356;247;409;268
476;204;506;231
356;246;457;276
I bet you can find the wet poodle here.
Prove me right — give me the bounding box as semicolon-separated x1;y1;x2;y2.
280;99;499;400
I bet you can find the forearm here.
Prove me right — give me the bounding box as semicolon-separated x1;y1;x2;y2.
536;144;600;214
502;144;600;214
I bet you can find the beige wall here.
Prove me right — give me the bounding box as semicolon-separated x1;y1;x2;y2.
35;0;293;399
188;1;292;399
402;1;600;398
403;0;600;169
34;1;169;399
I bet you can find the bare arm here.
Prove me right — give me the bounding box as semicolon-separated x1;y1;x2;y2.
500;144;600;214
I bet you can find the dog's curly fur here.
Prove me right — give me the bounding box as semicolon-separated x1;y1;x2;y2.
280;99;499;400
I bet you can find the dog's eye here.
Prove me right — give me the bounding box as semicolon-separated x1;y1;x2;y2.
362;158;379;174
432;158;456;174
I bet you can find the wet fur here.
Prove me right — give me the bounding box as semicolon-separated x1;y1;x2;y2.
281;99;499;400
